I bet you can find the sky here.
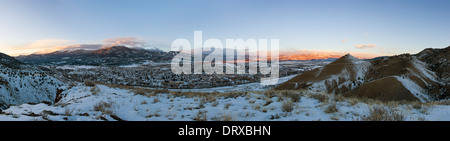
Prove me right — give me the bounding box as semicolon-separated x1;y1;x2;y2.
0;0;449;58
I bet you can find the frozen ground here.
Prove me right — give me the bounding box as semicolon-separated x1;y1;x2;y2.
0;82;449;121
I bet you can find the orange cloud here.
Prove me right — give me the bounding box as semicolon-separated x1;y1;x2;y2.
0;39;72;56
355;44;376;49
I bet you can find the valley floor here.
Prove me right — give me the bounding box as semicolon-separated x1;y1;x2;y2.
1;81;450;121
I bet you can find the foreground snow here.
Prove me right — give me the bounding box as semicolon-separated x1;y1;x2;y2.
1;83;449;121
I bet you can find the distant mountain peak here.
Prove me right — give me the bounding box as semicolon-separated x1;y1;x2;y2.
342;53;359;60
327;53;361;66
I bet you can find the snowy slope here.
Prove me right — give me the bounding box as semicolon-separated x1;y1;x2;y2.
0;53;64;109
309;59;370;93
1;84;449;121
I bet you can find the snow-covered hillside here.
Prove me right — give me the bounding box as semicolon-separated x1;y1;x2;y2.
0;52;64;109
308;54;371;93
1;83;449;121
276;54;371;93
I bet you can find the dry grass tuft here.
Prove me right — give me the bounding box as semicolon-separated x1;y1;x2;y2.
90;86;100;95
281;100;294;112
193;110;208;121
360;106;405;121
264;90;277;99
263;99;273;106
279;90;302;103
437;100;450;105
349;98;359;106
324;102;339;113
64;108;74;116
204;95;217;103
211;101;219;107
224;103;232;109
410;101;430;114
196;98;206;109
153;97;160;103
412;102;423;110
93;101;114;115
310;93;328;103
132;88;148;96
221;112;233;121
84;80;96;87
334;94;345;103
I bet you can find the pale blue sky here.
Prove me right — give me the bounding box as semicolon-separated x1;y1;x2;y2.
0;0;449;57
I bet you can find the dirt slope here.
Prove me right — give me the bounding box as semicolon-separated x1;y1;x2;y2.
343;76;419;102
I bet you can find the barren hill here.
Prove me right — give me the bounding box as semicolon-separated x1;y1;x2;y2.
276;54;370;94
276;46;449;102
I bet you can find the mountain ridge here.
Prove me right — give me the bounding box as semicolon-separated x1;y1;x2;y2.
15;46;177;66
276;46;449;102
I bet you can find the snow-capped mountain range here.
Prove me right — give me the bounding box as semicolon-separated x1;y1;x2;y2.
15;46;177;66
